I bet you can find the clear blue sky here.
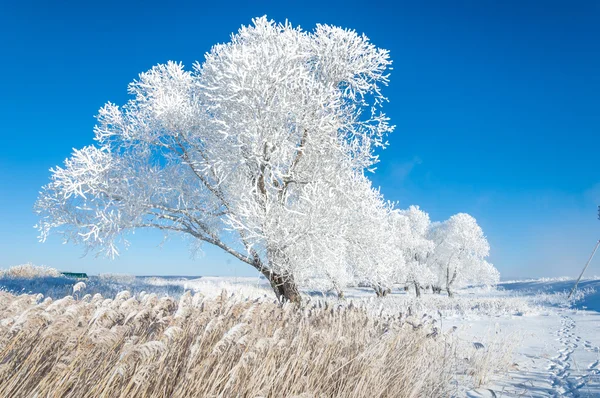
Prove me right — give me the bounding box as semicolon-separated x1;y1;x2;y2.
1;0;598;278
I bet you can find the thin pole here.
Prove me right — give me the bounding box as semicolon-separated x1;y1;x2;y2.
568;239;600;299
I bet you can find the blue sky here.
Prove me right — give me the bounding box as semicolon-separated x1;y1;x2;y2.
0;0;598;278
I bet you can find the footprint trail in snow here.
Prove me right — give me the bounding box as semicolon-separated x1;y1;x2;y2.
548;314;600;397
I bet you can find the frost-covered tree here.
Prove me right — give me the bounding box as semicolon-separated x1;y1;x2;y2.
35;17;393;303
345;183;405;297
394;206;435;297
291;172;374;298
473;259;500;287
427;213;498;297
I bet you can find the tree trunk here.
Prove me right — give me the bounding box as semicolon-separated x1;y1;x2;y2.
414;281;421;298
374;285;391;297
261;246;301;304
331;280;345;299
446;267;456;298
261;269;301;304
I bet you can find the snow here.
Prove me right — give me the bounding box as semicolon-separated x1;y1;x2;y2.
458;309;600;397
1;273;599;396
452;279;600;397
500;278;600;312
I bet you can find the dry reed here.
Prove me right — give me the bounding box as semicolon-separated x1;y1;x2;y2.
0;290;462;397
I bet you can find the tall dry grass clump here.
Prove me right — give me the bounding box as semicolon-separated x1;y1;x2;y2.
0;263;62;279
0;290;458;397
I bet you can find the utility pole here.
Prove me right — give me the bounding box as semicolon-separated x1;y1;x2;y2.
568;240;600;299
568;206;600;299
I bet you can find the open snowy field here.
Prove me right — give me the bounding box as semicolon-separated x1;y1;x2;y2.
450;280;600;397
1;270;599;397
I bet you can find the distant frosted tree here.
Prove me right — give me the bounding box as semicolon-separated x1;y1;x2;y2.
35;17;393;303
427;213;498;297
291;172;375;298
394;206;435;297
473;259;500;286
345;181;404;297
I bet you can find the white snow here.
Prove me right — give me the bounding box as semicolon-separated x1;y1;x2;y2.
454;280;600;397
460;310;600;397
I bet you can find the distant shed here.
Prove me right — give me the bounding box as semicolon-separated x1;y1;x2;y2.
61;272;88;279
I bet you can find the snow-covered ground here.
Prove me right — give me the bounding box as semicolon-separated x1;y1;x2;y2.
335;279;600;397
1;273;599;397
463;309;600;397
457;280;600;398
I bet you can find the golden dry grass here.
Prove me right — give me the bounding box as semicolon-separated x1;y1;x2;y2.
0;289;459;397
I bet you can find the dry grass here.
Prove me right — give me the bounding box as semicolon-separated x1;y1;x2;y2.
0;289;464;398
457;328;519;388
0;263;62;279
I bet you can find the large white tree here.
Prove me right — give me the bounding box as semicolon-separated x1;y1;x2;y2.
35;17;393;303
427;213;498;296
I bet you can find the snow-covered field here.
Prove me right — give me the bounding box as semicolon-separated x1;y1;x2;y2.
1;271;599;397
340;278;600;397
449;280;600;397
